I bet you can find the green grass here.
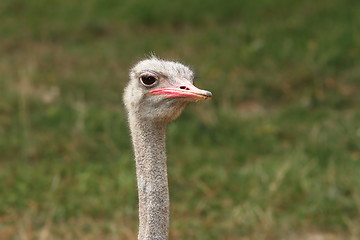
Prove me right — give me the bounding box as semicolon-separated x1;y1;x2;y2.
1;0;360;239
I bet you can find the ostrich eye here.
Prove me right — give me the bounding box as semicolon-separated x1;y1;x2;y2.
140;75;158;87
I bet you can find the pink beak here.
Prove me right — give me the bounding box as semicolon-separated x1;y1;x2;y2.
149;82;212;100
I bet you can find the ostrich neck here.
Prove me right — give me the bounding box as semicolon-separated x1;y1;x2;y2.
129;116;169;240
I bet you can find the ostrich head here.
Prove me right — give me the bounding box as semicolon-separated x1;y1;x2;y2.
124;57;212;123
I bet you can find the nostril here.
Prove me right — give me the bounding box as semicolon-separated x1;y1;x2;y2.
180;86;190;90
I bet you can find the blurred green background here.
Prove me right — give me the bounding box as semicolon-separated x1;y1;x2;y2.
0;0;359;239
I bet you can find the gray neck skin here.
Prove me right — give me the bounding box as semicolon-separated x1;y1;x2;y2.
128;116;169;240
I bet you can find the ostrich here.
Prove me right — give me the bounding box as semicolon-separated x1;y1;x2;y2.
123;57;212;240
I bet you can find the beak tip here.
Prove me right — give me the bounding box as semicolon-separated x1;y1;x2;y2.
205;91;212;99
200;90;212;100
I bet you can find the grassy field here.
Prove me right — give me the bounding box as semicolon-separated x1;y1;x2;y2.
1;0;360;239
